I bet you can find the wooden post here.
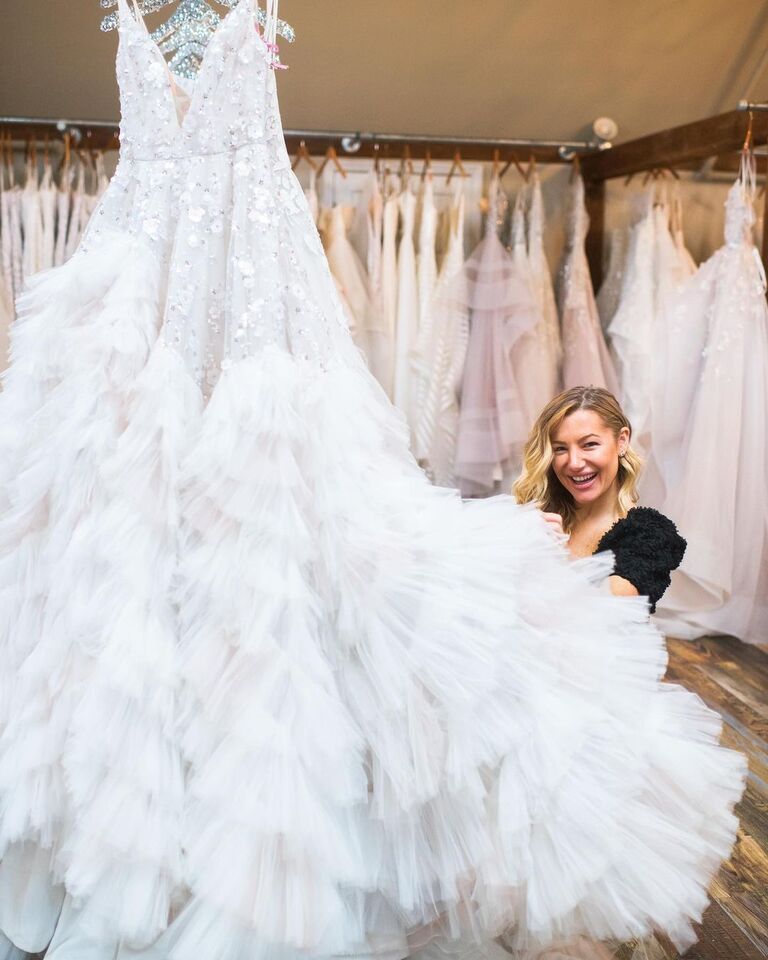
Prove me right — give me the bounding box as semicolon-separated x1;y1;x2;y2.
584;177;606;292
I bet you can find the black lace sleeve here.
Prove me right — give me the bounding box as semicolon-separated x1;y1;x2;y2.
595;507;686;613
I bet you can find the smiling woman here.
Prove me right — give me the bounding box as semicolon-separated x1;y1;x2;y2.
514;385;686;613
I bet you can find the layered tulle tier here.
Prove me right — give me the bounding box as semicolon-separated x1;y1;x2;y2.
0;228;746;960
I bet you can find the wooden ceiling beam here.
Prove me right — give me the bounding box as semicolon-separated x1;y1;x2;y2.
580;109;768;182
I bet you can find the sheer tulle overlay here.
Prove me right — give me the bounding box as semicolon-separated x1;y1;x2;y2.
0;3;746;959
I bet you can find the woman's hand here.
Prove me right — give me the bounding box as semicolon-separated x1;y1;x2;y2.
540;511;565;539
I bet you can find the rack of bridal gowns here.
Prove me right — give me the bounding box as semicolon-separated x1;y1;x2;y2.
645;154;768;645
603;182;697;462
313;160;611;495
0;141;110;373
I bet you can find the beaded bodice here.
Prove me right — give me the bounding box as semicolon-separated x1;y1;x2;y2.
116;0;271;161
81;0;354;399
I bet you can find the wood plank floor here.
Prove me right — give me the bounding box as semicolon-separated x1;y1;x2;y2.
661;636;768;959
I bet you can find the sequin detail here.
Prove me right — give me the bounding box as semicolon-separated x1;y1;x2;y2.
82;0;354;399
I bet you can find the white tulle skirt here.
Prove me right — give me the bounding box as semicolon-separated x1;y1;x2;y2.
0;230;746;960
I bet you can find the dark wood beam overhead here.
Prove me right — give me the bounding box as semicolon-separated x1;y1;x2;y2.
580;110;768;182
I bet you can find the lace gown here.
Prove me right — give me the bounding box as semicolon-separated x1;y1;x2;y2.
653;158;768;644
0;3;746;959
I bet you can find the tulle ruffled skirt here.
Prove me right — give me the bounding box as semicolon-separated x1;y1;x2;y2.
0;228;746;960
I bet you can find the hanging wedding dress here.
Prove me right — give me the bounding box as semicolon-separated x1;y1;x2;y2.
0;4;745;960
0;165;16;369
508;189;556;440
526;171;561;399
64;160;86;262
609;188;696;460
7;178;23;303
454;177;539;495
557;172;619;394
393;184;418;422
21;157;44;282
379;187;399;399
653;155;768;644
410;173;438;458
319;203;373;358
39;158;58;273
53;163;72;268
596;226;628;334
414;185;468;486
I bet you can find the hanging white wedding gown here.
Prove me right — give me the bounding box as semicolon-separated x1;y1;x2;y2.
393;184;419;424
526;172;562;400
410;174;439;459
509;189;556;441
653;156;768;644
319;203;374;359
557;173;619;394
414;186;469;486
0;4;746;960
610;189;696;459
379;188;399;400
595;226;627;334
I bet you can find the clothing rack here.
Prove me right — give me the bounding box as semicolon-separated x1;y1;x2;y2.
580;106;768;287
0;116;608;165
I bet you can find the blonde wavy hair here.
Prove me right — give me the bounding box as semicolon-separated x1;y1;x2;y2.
513;386;642;533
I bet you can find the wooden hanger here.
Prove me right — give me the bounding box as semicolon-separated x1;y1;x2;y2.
743;109;754;154
291;140;318;172
420;149;432;180
491;148;500;179
499;150;528;181
318;145;347;179
446;149;468;184
399;144;414;185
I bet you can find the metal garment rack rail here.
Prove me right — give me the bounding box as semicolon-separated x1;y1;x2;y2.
0;116;608;165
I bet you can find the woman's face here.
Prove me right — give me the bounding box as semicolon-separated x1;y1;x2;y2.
550;409;629;506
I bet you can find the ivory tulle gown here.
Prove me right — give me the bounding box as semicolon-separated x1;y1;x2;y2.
0;3;746;959
653;156;768;645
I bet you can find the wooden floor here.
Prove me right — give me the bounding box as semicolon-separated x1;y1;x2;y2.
660;636;768;959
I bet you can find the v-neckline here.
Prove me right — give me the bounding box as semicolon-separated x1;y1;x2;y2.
120;0;254;135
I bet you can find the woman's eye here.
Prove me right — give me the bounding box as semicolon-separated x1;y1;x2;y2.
584;442;598;448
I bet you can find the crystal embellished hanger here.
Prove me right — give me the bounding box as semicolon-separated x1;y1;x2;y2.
99;0;295;79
